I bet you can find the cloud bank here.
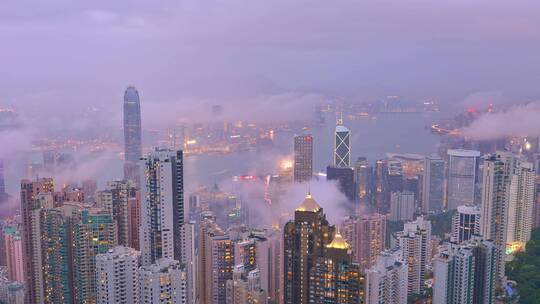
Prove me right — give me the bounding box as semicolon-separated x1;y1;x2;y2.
461;102;540;140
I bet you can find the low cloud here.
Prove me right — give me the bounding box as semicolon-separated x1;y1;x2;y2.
461;102;540;140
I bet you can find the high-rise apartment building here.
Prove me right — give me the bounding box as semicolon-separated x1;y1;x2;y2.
96;180;137;247
433;238;496;304
293;135;313;183
3;226;24;283
20;178;54;303
139;148;184;266
341;213;386;271
123;86;142;184
422;155;445;213
506;161;535;248
447;149;480;210
480;152;510;287
95;246;140;304
139;258;187;304
72;206;117;304
226;265;267;304
366;250;408;304
395;216;431;296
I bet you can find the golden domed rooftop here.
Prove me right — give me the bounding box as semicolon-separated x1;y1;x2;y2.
295;193;321;212
326;230;350;250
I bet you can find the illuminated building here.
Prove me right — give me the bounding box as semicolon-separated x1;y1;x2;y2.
341;214;386;271
20;178;54;304
72;206;117;304
334;116;351;168
198;219;234;304
422;155;444;213
390;191;415;222
447;149;480;210
354;157;372;207
479;152;524;287
123;86;142;185
366;250;407;304
127;191;141;250
139;148;184;266
267;229;282;304
283;194;334;304
374;160;386;212
433;238;496;304
96;180;137;247
3;226;24;283
327;166;356;202
95;246;140;304
40;205;74;304
139;258;187;304
451;205;480;243
506;161;535;250
395;216;431;296
225;266;267;304
293;135;313;183
308;231;364;304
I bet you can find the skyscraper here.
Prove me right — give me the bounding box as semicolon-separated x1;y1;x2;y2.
308;231;363;304
139;148;184;266
395;216;431;296
422;155;444;213
451;205;480;243
433;238;496;304
226;266;268;304
20;178;54;304
293;135;313;183
123;86;142;185
334;116;351;168
3;226;24;283
284;194;334;304
96;180;137;247
390;191;415;222
479;152;522;287
506;161;535;249
354;157;373;206
72;206;117;304
326;166;356;202
366;250;408;304
447;149;480;210
0;159;8;205
341;214;386;271
95;246;140;304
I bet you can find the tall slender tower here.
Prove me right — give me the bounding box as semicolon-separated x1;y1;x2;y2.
123;86;142;185
422;155;444;213
293;135;313;183
20;178;54;304
447;149;480;210
283;194;334;304
334;115;351;168
139;148;184;266
479;152;522;286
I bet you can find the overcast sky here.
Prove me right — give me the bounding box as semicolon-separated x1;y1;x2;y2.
2;0;540;127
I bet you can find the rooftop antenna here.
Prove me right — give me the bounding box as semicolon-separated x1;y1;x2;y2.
336;111;343;125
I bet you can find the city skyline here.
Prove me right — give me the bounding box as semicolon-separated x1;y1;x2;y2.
2;1;540;303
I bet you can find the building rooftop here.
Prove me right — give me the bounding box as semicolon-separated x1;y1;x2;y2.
296;193;321;212
326;231;350;250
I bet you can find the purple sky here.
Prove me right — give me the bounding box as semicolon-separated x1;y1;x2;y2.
1;0;540;127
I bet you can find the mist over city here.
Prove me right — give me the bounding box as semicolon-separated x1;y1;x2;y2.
1;1;540;304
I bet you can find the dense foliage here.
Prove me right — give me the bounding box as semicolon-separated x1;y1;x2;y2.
506;228;540;304
427;210;455;238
